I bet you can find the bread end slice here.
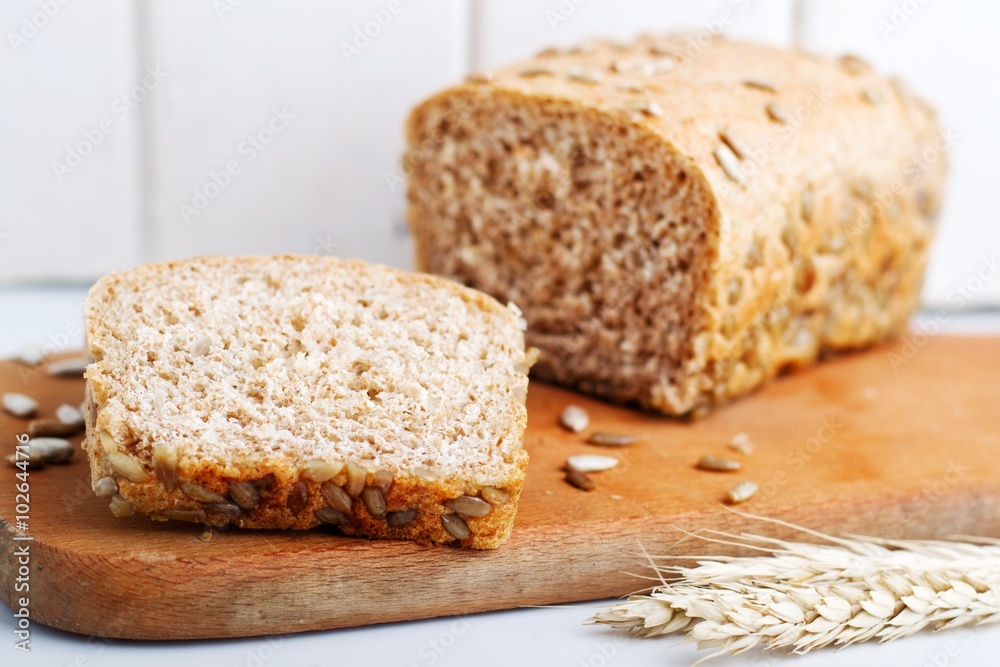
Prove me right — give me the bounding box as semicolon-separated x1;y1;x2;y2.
83;255;530;549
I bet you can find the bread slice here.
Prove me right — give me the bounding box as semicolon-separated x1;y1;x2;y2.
405;35;947;416
82;255;530;549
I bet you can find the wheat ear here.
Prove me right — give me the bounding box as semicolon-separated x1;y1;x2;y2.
588;518;1000;660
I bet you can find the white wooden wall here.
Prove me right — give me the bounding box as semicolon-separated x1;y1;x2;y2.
2;0;998;307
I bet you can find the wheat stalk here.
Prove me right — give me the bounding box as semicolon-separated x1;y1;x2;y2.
588;516;1000;662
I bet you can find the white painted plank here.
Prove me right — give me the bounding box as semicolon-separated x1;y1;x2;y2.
0;0;142;283
145;0;469;271
800;0;1000;308
475;0;796;69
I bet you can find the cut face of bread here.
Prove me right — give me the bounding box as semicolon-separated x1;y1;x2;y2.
83;255;529;549
405;36;946;415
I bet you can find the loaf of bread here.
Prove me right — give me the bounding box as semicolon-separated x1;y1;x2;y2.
83;255;530;549
405;36;947;415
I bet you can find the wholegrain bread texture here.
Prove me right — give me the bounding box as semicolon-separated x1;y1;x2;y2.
83;255;530;549
405;36;947;415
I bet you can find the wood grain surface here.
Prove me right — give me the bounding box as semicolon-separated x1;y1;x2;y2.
2;338;999;640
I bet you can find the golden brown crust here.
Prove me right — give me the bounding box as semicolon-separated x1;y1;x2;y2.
405;36;947;415
83;254;529;549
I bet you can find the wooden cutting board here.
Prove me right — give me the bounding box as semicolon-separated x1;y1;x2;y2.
2;337;999;640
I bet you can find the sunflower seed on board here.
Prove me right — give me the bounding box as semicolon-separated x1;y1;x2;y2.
56;403;85;426
586;432;642;447
361;486;387;519
565;469;596;491
729;432;754;456
94;476;119;498
566;454;619;474
28;418;81;438
444;495;492;518
2;392;38;418
6;451;45;468
765;100;790;125
713;143;746;186
109;495;134;518
481;486;511;505
228;480;261;510
180;482;228;504
387;508;417;528
198;527;216;542
559;405;590;433
29;437;74;464
726;480;759;504
696;455;743;472
441;513;471;540
16;346;44;366
46;354;90;377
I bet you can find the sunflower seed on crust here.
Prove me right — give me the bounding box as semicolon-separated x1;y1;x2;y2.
567;68;602;85
719;128;751;160
586;432;642;447
180;481;228;504
714;143;746;186
344;461;366;497
205;502;242;519
765;100;790;124
518;67;556;78
742;78;777;93
99;430;119;453
153;446;179;492
565;469;596;491
481;486;511;505
165;508;206;523
303;459;344;482
228;480;261;510
94;476;119;498
387;508;417;528
46;354;89;377
559;405;590;433
109;495;134;517
2;392;38;418
287;480;309;515
566;454;618;473
361;486;387;519
696;455;743;472
321;482;355;515
838;54;870;75
372;469;394;495
28;418;81;438
107;451;150;483
726;480;759;504
441;513;471;540
315;507;348;525
56;403;85;426
444;495;492;518
861;87;883;105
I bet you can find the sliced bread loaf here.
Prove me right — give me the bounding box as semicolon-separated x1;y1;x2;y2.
405;36;947;415
83;255;530;548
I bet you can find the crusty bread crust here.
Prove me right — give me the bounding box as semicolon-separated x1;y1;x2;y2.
83;255;529;549
405;36;947;415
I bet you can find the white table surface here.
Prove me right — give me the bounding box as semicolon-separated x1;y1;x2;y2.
2;287;999;667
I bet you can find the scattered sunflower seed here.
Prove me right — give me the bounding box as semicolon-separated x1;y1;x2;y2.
28;437;74;464
729;433;754;456
2;392;38;418
46;354;89;377
198;527;216;541
586;432;642;447
387;508;417;528
565;469;596;491
28;418;81;438
481;486;511;505
559;405;590;433
765;100;790;124
726;480;759;504
6;451;45;468
566;454;619;473
696;455;743;472
55;403;85;426
441;513;472;540
16;346;44;366
444;495;492;518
